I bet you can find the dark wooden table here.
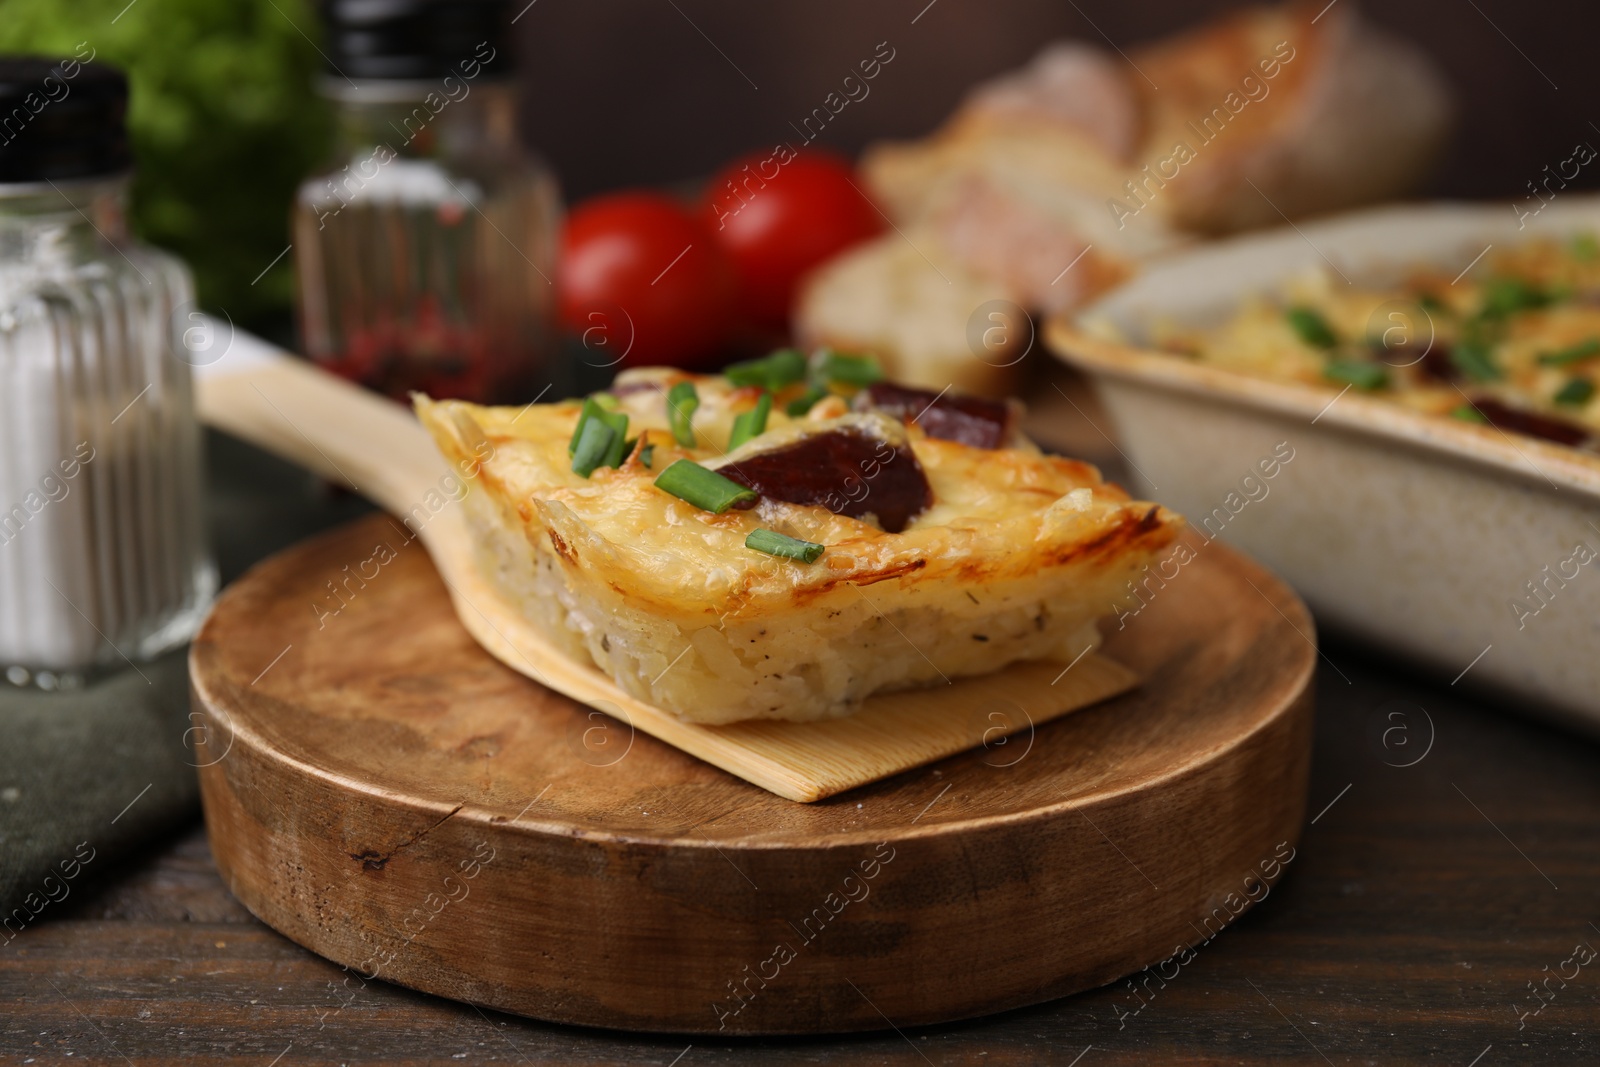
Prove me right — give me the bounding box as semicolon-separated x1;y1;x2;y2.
5;405;1600;1065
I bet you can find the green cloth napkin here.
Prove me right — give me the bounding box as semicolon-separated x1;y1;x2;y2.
0;651;195;921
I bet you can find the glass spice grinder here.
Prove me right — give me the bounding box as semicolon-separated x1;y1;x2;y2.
0;57;216;688
293;0;563;404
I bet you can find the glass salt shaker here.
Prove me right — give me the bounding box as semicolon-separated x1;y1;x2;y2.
0;58;216;688
294;0;563;404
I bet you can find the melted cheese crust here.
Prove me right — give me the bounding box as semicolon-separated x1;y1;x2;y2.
418;369;1179;621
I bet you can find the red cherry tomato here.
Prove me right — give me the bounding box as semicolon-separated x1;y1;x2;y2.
558;191;736;369
703;149;883;329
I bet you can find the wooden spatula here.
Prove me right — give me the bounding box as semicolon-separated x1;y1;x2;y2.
193;332;1137;801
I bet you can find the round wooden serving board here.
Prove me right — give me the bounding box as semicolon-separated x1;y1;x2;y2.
192;513;1315;1035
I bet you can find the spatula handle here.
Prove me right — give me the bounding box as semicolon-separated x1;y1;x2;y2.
192;328;443;518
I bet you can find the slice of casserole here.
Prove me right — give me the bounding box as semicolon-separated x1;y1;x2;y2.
415;354;1182;724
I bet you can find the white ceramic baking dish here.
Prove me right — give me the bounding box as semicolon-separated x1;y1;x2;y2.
1047;198;1600;735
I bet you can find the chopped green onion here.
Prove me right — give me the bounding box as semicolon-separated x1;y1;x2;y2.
1479;277;1549;318
1554;378;1596;406
570;417;617;477
603;424;629;468
666;381;699;447
745;528;825;563
1450;404;1489;423
568;397;630;475
591;392;621;411
725;349;807;390
637;442;655;468
1573;232;1600;261
1286;306;1338;349
728;391;773;450
811;348;884;386
568;397;627;454
567;402;590;455
786;384;828;416
653;460;758;513
1416;292;1447;314
1323;360;1389;390
1537;337;1600;366
1451;340;1502;382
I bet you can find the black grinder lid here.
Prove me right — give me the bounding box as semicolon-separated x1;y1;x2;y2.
0;58;130;183
321;0;515;82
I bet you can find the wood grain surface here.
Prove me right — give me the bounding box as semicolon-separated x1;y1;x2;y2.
186;514;1313;1034
12;639;1600;1064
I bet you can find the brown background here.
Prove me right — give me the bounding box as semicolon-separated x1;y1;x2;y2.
513;0;1591;207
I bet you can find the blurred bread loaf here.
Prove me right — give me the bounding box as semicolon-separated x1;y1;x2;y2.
1130;2;1454;232
795;1;1453;396
794;229;1023;396
856;41;1184;320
